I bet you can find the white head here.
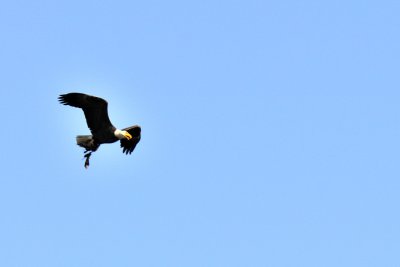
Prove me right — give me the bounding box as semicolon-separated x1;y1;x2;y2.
114;129;133;140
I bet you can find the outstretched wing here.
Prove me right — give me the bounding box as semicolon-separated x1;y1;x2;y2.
120;125;141;154
58;93;114;133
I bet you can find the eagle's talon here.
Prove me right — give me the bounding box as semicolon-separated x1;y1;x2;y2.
84;152;92;169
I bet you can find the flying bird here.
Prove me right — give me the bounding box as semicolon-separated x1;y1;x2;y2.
59;93;141;168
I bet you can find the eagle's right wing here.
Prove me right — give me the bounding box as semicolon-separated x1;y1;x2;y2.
120;125;141;154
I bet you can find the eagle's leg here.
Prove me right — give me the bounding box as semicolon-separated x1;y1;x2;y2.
84;151;92;169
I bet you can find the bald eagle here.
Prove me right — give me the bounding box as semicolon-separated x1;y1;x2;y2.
59;93;141;168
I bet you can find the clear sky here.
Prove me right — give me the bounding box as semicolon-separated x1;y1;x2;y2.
0;0;399;266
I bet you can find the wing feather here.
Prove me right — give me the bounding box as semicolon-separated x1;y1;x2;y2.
58;93;114;133
120;125;141;154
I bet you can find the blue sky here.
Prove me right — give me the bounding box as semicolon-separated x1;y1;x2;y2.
0;0;399;266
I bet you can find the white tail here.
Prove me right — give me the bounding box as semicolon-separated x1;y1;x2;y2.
76;135;99;151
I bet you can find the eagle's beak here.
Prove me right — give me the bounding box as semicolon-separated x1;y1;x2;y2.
124;132;133;140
